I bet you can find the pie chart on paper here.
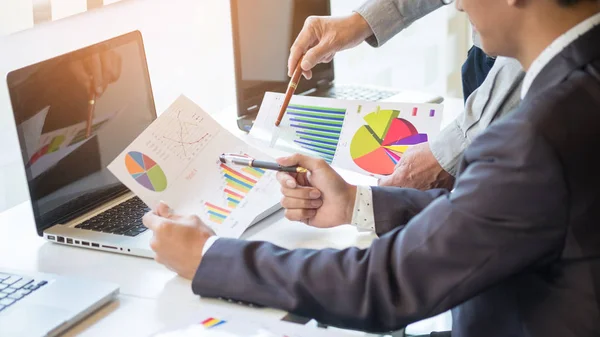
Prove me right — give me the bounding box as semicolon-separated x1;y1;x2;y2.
125;151;168;192
350;110;428;175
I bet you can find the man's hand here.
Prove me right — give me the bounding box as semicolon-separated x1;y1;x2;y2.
378;143;455;190
276;154;357;228
142;202;215;280
288;13;373;79
69;50;122;98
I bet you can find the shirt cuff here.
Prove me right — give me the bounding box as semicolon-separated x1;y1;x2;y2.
429;120;469;177
351;186;376;232
202;236;220;256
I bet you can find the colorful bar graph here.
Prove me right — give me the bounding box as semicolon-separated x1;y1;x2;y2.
242;166;266;179
287;104;346;163
224;188;244;208
221;163;257;193
201;317;226;329
205;202;231;224
205;161;267;225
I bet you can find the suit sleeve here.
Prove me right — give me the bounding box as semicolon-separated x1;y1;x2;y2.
192;120;568;333
355;0;446;47
370;186;449;236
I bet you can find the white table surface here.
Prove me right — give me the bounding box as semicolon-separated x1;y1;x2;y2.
0;98;462;336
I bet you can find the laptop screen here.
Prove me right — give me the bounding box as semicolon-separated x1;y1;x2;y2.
7;31;156;234
231;0;334;124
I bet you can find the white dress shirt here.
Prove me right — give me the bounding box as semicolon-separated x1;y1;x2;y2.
351;186;376;231
521;12;600;99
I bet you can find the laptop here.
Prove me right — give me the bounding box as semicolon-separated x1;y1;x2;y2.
230;0;445;132
0;268;118;337
7;31;157;258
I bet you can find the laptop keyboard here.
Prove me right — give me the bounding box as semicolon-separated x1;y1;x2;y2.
0;272;48;312
74;197;150;237
326;86;398;101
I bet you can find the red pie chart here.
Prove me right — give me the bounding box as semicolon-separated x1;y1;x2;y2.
350;110;428;175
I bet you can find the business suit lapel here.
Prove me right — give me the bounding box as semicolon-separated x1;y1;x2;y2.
526;25;600;100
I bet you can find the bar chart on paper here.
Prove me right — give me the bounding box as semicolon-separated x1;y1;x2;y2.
204;202;231;225
285;104;346;163
350;108;434;175
203;161;266;225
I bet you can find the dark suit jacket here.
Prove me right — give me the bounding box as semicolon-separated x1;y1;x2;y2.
193;26;600;336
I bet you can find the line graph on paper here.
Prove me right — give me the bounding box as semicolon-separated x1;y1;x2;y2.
145;106;218;164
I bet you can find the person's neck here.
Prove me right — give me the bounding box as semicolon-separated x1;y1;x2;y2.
516;5;600;71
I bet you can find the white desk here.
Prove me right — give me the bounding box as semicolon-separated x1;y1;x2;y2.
0;201;379;336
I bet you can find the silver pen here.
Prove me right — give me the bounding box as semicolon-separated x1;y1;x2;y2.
219;153;308;173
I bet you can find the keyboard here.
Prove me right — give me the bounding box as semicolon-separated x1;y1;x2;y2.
43;185;126;227
0;272;48;312
75;197;150;237
325;85;399;101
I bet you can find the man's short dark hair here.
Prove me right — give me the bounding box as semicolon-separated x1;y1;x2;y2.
556;0;597;6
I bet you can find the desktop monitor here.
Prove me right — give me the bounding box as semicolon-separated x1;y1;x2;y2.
7;31;157;235
230;0;333;130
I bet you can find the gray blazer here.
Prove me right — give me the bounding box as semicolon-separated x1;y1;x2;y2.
355;0;525;175
193;25;600;336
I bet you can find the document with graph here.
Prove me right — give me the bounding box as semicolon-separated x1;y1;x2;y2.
250;92;444;177
107;95;281;238
152;303;357;337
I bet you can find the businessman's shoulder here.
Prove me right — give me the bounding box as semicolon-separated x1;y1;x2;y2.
521;67;600;134
467;68;600;159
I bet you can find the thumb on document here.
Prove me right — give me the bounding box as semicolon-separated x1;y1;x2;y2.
156;201;173;218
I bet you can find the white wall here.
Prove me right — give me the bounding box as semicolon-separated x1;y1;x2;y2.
0;0;235;211
331;0;470;98
0;0;34;35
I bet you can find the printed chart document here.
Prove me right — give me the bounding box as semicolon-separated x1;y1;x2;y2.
108;95;281;238
152;305;356;337
250;92;444;177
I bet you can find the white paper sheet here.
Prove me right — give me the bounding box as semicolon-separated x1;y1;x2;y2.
108;95;281;238
152;304;357;337
250;92;444;178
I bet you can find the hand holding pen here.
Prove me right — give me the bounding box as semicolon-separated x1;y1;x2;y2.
69;51;123;138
